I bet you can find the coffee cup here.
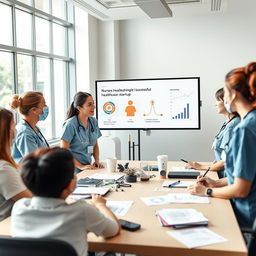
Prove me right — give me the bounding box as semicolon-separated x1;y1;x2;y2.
106;158;117;172
157;155;168;172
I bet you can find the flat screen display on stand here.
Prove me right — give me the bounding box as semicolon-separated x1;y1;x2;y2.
95;77;200;130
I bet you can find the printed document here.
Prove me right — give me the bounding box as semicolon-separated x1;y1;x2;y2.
156;208;208;227
106;201;133;216
167;193;210;204
141;195;170;206
167;227;228;248
162;180;195;188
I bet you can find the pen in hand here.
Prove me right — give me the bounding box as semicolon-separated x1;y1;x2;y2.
168;180;181;187
180;159;188;163
202;167;211;177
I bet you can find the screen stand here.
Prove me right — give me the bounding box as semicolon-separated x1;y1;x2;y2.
128;130;141;161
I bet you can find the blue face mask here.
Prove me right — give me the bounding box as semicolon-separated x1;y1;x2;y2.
224;100;232;114
39;106;49;121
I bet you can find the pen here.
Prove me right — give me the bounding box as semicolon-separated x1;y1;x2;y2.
202;167;211;177
168;180;180;187
180;159;188;163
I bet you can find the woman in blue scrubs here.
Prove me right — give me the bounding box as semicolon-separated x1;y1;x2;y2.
60;92;103;172
186;88;240;178
10;91;49;164
188;62;256;229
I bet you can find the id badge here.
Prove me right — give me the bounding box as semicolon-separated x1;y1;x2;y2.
221;150;226;161
88;146;94;154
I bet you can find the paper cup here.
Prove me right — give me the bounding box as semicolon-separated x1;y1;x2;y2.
106;158;117;172
157;155;168;172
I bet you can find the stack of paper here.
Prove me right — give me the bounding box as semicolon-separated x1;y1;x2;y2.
156;208;208;228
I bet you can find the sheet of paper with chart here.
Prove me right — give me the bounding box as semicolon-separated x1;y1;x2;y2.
96;78;200;129
140;195;170;206
167;193;210;204
106;201;133;216
167;227;228;248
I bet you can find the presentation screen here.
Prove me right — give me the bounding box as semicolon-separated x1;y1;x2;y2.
95;77;200;130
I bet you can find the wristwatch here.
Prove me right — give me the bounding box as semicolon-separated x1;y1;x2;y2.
206;188;213;197
160;170;166;179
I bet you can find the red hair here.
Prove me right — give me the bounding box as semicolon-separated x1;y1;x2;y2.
225;62;256;103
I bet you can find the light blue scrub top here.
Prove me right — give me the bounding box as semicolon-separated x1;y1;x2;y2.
212;116;240;178
12;121;49;164
225;109;256;228
61;116;102;168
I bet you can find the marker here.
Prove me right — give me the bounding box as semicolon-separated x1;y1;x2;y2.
168;180;181;187
180;159;188;163
202;167;211;177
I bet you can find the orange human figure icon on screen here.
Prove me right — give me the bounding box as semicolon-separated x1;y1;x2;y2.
125;100;136;116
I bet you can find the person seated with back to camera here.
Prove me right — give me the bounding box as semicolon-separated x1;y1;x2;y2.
0;108;32;221
11;147;120;256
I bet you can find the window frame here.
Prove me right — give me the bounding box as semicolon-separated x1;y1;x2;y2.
0;0;76;142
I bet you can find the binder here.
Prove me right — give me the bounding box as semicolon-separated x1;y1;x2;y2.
77;177;103;187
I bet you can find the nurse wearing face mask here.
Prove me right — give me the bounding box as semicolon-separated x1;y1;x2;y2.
188;62;256;229
10;91;49;164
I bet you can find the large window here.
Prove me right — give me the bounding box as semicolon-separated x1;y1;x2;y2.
0;0;75;140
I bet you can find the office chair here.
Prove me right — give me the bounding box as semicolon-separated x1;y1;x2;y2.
241;218;256;256
0;236;77;256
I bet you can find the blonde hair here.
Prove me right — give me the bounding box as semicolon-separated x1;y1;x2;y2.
10;91;43;115
0;108;17;168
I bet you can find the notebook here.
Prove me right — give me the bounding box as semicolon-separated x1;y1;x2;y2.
77;177;103;187
72;187;110;197
167;171;200;179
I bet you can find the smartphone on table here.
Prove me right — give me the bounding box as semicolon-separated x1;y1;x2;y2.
119;219;141;231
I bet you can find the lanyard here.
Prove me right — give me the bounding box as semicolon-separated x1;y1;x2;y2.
215;116;237;139
23;120;50;147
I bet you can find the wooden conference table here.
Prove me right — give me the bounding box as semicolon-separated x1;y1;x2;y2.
0;161;247;256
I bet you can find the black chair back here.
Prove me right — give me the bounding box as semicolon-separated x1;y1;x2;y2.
247;219;256;256
0;236;77;256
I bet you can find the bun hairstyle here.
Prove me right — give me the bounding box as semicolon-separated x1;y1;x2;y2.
225;62;256;103
20;147;75;198
66;91;92;119
10;91;43;115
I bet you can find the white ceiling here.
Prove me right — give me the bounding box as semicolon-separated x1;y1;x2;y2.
70;0;227;20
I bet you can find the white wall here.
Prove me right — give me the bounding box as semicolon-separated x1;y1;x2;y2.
95;0;256;161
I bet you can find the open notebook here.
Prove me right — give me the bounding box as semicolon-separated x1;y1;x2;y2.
72;187;110;197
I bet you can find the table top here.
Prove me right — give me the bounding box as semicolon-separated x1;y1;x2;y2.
0;161;247;256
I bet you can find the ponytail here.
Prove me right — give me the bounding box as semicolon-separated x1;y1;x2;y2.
66;102;78;119
66;92;92;120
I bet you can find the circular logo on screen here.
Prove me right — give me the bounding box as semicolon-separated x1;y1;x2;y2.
103;102;116;115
